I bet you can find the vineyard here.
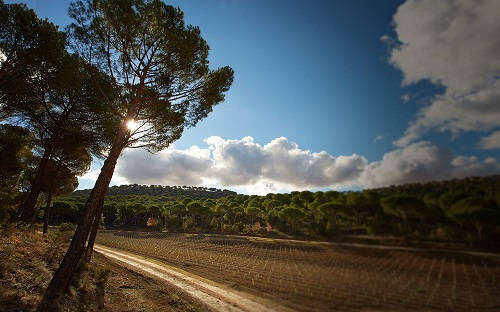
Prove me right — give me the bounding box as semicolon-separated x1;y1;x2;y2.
96;231;500;312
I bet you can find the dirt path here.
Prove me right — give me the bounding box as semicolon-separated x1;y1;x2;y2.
94;244;289;312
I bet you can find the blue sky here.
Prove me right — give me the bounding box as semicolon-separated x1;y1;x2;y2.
7;0;500;194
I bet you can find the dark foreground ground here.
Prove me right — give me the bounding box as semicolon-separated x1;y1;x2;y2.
97;230;500;312
0;228;203;312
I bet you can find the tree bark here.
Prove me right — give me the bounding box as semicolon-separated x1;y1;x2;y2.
36;125;128;312
43;192;53;234
85;209;103;262
18;148;51;223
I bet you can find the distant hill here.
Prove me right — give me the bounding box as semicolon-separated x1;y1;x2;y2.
72;184;237;200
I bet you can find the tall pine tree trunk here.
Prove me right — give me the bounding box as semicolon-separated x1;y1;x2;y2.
43;192;53;234
85;207;103;262
37;125;128;312
18;148;51;223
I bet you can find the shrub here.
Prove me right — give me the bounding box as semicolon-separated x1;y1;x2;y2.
209;217;220;231
232;221;243;233
182;216;194;231
146;217;161;231
221;223;232;233
242;224;253;235
58;222;76;232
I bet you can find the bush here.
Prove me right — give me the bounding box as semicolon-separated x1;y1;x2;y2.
242;224;253;235
209;217;220;231
232;221;243;233
146;217;162;231
58;222;76;232
182;216;194;231
221;223;232;233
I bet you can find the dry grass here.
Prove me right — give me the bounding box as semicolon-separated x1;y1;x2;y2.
0;226;72;311
0;227;203;312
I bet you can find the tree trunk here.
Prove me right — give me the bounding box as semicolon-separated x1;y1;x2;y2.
37;125;128;312
18;148;51;223
85;210;103;262
43;192;53;234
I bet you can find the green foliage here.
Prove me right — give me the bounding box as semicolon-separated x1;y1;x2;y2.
67;0;234;152
60;175;499;245
381;195;417;219
1;0;120;224
120;178;500;242
0;2;118;157
278;206;305;233
439;191;468;212
182;216;194;231
447;197;499;240
72;184;236;198
0;124;33;218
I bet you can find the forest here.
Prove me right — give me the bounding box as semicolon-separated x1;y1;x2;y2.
51;175;499;247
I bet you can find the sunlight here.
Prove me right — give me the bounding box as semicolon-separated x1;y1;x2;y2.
126;119;138;131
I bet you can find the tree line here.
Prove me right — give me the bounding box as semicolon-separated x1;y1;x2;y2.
73;184;237;198
47;176;499;247
0;0;234;310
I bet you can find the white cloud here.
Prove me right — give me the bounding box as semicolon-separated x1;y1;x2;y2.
114;146;213;186
79;169;100;182
207;136;367;189
79;168;129;186
360;141;499;188
83;136;499;194
478;130;500;150
401;94;410;103
386;0;500;146
110;136;368;194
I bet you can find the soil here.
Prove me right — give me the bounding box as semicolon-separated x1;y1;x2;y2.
96;230;500;312
93;253;205;312
94;245;286;312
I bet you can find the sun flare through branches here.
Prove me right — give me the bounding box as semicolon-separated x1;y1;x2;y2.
126;119;138;131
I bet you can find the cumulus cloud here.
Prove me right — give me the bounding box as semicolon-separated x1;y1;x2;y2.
110;136;367;194
479;130;500;150
386;0;500;146
114;146;213;186
207;136;367;188
79;168;128;186
360;141;500;188
86;136;500;194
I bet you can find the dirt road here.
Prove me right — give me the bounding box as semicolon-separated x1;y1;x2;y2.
94;244;288;312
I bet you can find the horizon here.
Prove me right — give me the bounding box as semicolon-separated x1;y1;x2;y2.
72;173;500;196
